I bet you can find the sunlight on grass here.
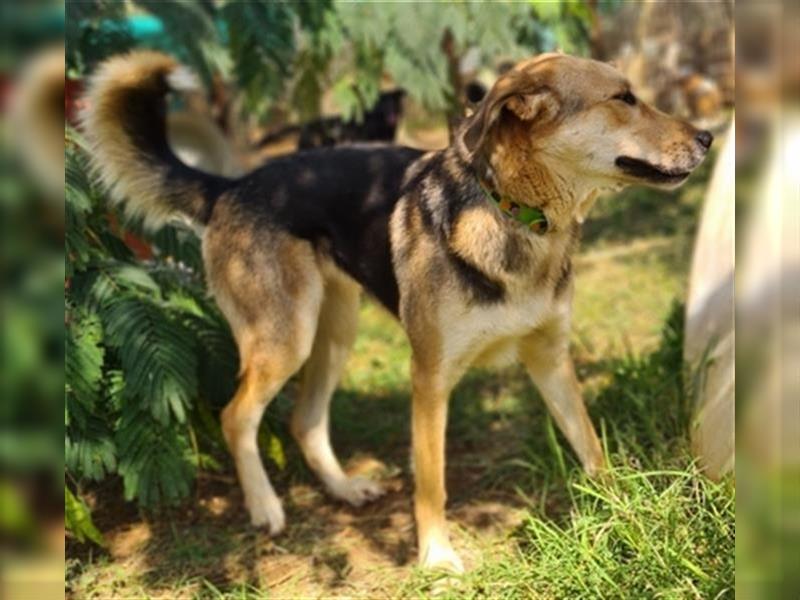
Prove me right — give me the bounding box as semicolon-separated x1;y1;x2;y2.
402;466;734;599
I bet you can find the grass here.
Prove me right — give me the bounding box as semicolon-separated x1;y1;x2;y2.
66;146;734;598
399;467;733;600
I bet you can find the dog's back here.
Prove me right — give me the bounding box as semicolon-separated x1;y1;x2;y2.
220;145;423;313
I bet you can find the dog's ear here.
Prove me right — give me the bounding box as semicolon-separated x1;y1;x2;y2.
504;92;559;122
460;81;559;158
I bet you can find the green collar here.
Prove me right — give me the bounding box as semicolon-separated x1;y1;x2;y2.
479;182;549;234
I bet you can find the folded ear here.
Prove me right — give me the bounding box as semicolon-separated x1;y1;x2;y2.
505;92;559;122
459;83;559;159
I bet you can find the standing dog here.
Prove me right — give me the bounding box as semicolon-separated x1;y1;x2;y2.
83;51;711;572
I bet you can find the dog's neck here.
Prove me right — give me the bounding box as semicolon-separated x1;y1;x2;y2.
534;152;605;225
475;135;604;231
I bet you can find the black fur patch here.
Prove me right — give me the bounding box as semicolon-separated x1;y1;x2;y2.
120;78;232;219
554;257;572;297
440;171;471;235
403;151;504;304
502;233;529;273
446;249;505;304
406;154;486;239
416;193;438;235
227;145;424;316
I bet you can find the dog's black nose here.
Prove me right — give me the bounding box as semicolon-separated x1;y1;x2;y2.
695;130;714;150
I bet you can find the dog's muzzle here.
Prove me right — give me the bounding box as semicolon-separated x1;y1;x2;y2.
614;156;691;184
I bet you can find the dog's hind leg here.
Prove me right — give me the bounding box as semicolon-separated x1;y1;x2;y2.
291;271;385;506
221;354;301;533
209;230;323;533
520;318;605;475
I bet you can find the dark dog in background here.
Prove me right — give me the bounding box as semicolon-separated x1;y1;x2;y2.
257;90;405;150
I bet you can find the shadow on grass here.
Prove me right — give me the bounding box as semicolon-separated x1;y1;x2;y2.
589;301;689;465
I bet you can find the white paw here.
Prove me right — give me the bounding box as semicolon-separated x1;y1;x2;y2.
420;538;465;573
247;495;285;535
328;476;386;507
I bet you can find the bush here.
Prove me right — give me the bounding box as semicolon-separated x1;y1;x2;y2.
65;128;242;516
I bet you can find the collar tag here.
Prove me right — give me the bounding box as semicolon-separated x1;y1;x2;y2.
483;185;548;234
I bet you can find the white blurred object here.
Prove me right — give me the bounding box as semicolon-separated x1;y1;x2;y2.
738;111;800;469
167;110;243;178
684;120;735;480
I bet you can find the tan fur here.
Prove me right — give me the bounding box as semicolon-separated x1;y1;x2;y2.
81;51;208;228
472;54;708;230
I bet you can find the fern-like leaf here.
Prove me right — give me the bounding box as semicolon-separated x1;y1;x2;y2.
102;297;198;425
65;310;104;425
115;406;195;507
222;0;296;118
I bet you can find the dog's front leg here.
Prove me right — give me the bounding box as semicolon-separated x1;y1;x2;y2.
520;320;605;475
410;359;464;573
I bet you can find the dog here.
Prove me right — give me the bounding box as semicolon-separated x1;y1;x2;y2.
257;90;405;151
82;50;712;572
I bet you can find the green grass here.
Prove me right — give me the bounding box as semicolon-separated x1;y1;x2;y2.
400;466;733;599
66;150;734;598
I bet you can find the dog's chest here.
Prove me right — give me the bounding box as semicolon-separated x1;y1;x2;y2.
440;288;559;369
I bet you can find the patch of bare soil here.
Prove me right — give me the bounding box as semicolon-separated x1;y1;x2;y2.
71;421;536;598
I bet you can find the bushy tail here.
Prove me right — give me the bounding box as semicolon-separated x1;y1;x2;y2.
81;51;230;229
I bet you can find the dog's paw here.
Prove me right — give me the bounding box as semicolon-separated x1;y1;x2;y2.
584;456;608;479
248;496;285;535
328;476;386;507
420;539;465;573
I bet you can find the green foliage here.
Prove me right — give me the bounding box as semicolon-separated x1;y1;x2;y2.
65;309;116;482
66;0;133;76
66;0;589;126
595;302;691;462
221;0;297;116
0;482;38;543
65;486;105;547
67;0;337;120
115;406;195;506
132;0;221;87
467;466;734;599
521;0;593;56
103;296;198;425
329;2;535;118
65;128;242;535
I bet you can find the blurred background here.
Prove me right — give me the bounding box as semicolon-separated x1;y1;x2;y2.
0;0;794;598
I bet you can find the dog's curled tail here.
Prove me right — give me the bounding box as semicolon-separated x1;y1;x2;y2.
81;51;230;228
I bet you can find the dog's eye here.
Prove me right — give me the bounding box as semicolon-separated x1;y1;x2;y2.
613;91;637;105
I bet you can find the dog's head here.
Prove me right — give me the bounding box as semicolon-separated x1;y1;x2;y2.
459;54;713;220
